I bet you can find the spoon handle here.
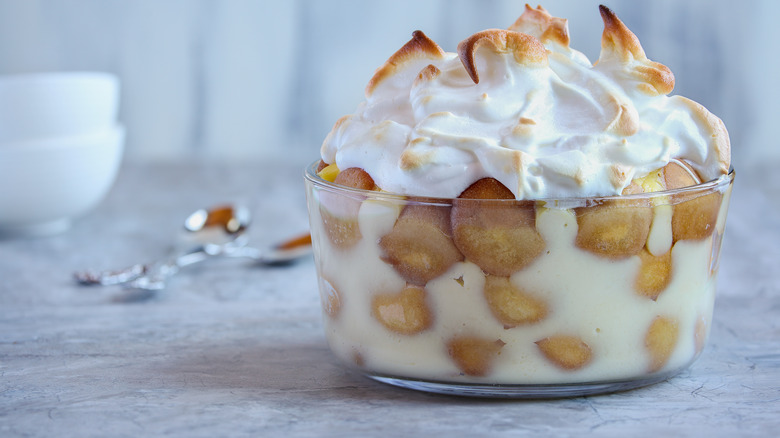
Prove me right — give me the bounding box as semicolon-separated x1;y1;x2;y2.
73;233;312;290
123;250;212;290
73;263;148;286
73;248;211;288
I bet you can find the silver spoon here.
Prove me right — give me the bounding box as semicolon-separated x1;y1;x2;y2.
74;205;311;290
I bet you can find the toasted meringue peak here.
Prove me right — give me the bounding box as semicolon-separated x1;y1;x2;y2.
413;64;442;88
509;4;570;47
674;96;731;176
399;137;435;171
458;30;548;84
610;163;633;190
598;5;645;62
606;97;639;136
366;31;446;97
321;5;730;200
637;61;676;95
598;5;674;95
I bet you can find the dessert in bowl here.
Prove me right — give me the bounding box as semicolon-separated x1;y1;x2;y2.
304;5;733;397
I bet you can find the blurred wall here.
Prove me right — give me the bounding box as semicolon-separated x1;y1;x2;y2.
0;0;776;169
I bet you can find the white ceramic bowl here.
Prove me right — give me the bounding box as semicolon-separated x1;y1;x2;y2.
0;72;120;144
0;125;125;236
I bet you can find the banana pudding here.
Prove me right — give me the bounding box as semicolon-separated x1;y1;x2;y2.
304;5;733;397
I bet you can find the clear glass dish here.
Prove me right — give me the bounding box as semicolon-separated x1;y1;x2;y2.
304;161;735;398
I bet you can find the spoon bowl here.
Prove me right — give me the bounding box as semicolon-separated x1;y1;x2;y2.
180;204;251;251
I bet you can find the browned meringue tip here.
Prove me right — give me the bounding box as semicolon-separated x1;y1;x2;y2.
508;4;570;47
365;30;446;97
598;5;675;95
457;29;547;84
599;4;645;61
675;96;731;175
413;64;442;88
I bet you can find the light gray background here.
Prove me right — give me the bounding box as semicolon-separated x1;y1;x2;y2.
0;0;776;169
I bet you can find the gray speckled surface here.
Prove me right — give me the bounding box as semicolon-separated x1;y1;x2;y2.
1;162;778;437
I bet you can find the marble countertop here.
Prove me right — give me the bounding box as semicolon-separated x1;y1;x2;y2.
1;161;778;437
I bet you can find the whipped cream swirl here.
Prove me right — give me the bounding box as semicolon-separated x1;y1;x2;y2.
321;5;730;199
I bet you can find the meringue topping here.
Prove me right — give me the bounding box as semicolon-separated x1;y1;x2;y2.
321;5;731;199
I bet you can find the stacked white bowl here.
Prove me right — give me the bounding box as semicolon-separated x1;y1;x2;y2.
0;72;124;236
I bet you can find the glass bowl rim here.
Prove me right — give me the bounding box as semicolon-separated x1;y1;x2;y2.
304;160;734;206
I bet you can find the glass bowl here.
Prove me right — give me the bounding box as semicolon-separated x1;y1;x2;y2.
304;161;734;398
